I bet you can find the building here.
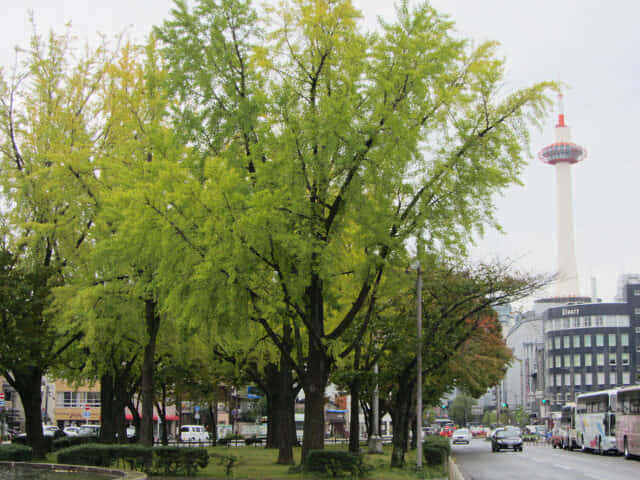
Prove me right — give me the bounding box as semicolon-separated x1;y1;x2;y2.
544;278;640;407
500;275;640;421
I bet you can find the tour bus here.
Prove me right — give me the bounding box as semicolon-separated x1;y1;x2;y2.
575;389;618;454
553;402;577;449
615;385;640;459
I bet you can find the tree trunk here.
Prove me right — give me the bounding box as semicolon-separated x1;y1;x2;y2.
390;368;414;468
300;273;330;462
140;298;160;446
349;376;360;453
208;401;217;444
11;367;46;459
301;342;328;461
100;373;117;443
275;354;295;464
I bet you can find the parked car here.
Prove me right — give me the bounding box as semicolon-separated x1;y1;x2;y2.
451;428;472;444
43;425;65;438
180;425;209;442
491;427;523;452
15;425;64;441
63;426;81;437
77;424;101;437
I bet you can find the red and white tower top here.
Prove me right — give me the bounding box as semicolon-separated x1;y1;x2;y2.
538;93;585;297
538;94;587;165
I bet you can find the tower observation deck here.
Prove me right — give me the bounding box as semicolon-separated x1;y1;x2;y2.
538;94;586;297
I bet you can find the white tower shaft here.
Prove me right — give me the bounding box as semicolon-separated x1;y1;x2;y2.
555;161;579;296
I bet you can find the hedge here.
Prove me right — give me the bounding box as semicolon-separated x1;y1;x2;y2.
55;444;208;476
303;450;368;477
0;444;33;461
422;436;451;466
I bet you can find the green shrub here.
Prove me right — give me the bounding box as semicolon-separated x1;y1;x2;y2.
217;434;243;446
152;447;208;476
304;450;367;477
55;444;207;476
0;444;33;461
422;436;450;466
56;444;113;467
244;435;263;446
210;452;237;477
53;435;98;451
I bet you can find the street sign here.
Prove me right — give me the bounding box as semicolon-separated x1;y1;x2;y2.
83;410;91;417
84;404;90;411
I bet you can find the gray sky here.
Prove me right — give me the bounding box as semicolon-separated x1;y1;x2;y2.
2;0;638;304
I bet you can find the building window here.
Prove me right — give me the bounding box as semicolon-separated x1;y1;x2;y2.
634;307;640;315
563;318;570;328
595;316;604;326
57;391;100;408
608;334;616;347
573;354;581;367
573;317;581;328
597;353;605;366
585;373;593;385
564;373;571;386
609;353;617;366
573;335;581;347
622;353;630;365
609;372;617;385
563;336;570;348
564;354;571;367
554;336;561;349
622;372;631;384
597;372;605;385
585;353;592;367
584;316;592;327
596;334;604;347
555;374;562;386
584;335;592;347
621;333;629;346
574;374;582;386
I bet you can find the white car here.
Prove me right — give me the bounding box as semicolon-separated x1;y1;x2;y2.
43;425;62;438
63;426;81;436
77;424;101;437
180;425;209;442
451;428;472;444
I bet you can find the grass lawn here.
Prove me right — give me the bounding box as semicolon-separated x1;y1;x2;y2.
201;444;446;479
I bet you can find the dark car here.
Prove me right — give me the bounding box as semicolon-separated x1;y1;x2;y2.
491;427;523;452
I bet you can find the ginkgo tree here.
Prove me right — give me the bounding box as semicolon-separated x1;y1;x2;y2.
0;25;112;458
154;0;556;460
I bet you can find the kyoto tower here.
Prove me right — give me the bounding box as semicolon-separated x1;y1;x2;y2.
538;94;587;296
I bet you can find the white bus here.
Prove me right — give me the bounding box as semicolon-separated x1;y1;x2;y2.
575;389;618;454
615;385;640;459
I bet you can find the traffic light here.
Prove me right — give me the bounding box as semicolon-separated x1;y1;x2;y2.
501;402;508;408
541;399;547;404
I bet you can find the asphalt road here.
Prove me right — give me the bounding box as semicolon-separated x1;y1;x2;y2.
451;439;639;480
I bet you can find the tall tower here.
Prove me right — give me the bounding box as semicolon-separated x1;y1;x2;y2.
538;94;586;297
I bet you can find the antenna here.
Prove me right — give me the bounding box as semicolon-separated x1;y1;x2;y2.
556;93;565;128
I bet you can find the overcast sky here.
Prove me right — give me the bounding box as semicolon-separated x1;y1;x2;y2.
2;0;638;305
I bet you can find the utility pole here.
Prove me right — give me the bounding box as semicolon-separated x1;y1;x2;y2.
416;264;423;470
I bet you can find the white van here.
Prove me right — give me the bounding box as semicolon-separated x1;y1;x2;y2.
180;424;209;442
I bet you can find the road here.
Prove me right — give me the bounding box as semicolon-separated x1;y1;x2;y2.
451;439;639;480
